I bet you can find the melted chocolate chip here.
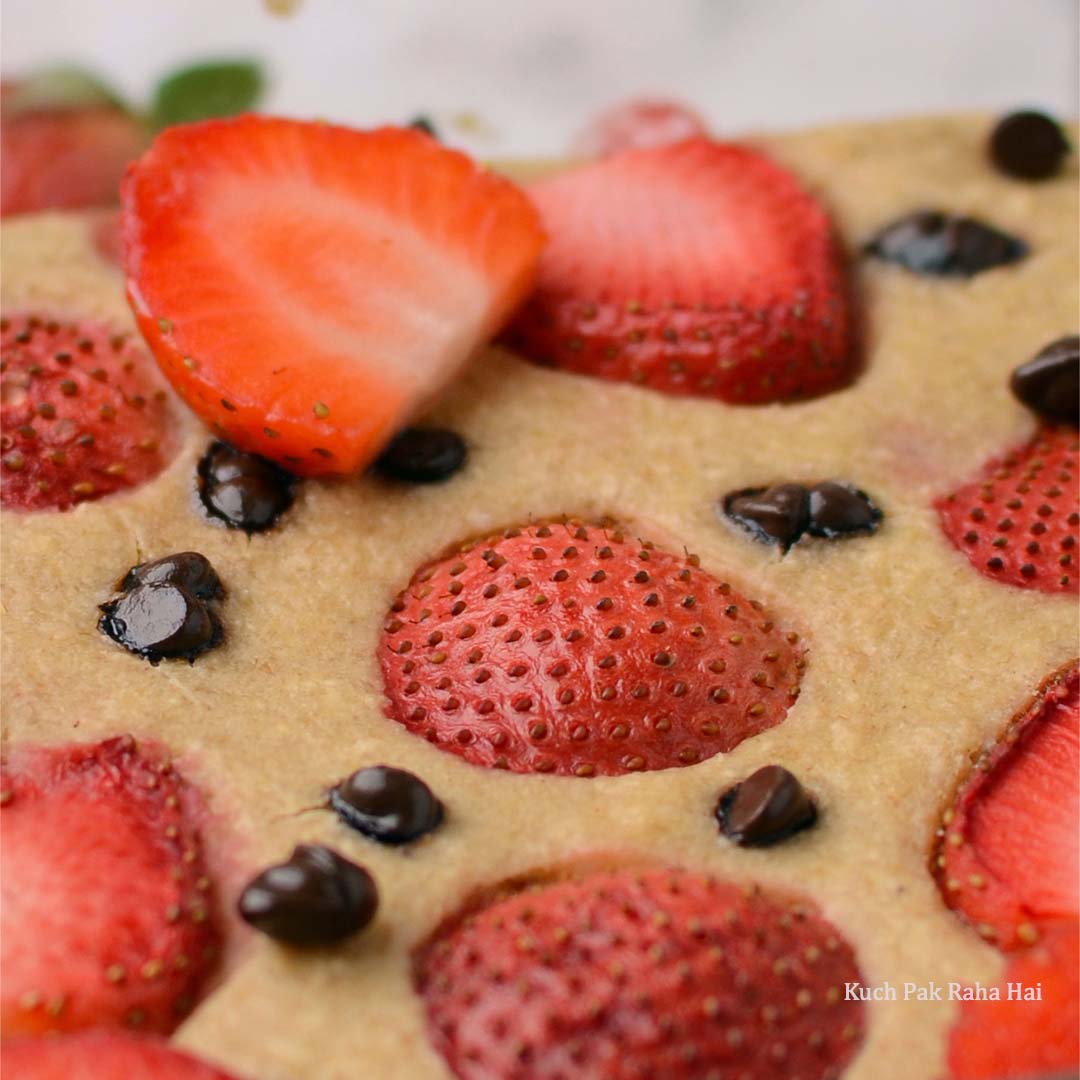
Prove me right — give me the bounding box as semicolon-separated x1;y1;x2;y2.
723;484;810;551
99;582;221;663
716;765;817;847
865;211;1028;277
374;427;467;483
238;844;377;945
120;552;223;601
806;482;883;539
990;111;1070;181
409;115;438;138
197;441;296;533
1010;336;1079;426
330;766;443;844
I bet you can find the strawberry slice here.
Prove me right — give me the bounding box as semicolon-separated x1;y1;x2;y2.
0;736;221;1035
1;92;145;217
1;313;178;511
415;866;865;1080
936;425;1079;595
121;116;544;476
572;98;709;157
506;137;853;404
379;520;805;777
935;663;1079;950
1;1031;248;1080
946;921;1079;1079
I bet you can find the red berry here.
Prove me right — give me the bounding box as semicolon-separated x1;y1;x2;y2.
572;98;709;157
1;1031;249;1080
121;116;544;476
936;663;1078;950
936;425;1079;595
380;521;805;777
1;313;177;511
1;97;145;217
0;736;221;1035
946;921;1079;1079
507;138;853;404
415;866;865;1080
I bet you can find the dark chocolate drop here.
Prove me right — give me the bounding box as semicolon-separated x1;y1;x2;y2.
197;441;295;533
237;844;377;946
716;764;817;847
1010;336;1079;426
723;483;810;551
120;552;223;601
330;766;443;844
99;582;220;663
374;427;467;484
990;111;1070;181
806;482;883;539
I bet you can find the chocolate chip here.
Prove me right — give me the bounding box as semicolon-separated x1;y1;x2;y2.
330;766;443;844
723;484;810;551
237;844;377;945
120;552;224;601
990;111;1070;181
865;211;1028;277
409;115;438;138
197;441;296;533
716;765;817;847
806;482;883;539
99;582;221;663
374;427;467;483
1010;336;1079;426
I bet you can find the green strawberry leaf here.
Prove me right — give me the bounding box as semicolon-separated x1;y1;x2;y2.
6;66;128;115
150;60;264;130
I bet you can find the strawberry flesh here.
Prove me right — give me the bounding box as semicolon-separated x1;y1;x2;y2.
1;313;177;511
415;866;864;1080
121;116;544;476
1;1031;248;1080
946;921;1079;1079
380;521;805;777
0;736;221;1035
936;663;1079;950
936;425;1079;595
572;98;709;157
507;137;853;404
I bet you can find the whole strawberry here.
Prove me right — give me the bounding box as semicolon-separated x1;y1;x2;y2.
507;138;853;404
0;736;221;1035
415;866;864;1080
1;313;177;511
380;521;805;776
936;425;1078;595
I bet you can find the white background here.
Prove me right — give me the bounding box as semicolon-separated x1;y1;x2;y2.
2;0;1077;155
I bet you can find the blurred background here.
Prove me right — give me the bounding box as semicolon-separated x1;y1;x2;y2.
2;0;1077;156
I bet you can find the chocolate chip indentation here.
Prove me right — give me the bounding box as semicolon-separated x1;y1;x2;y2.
197;441;296;533
120;551;224;601
374;427;467;484
806;482;883;539
716;764;817;847
237;844;378;946
723;483;810;551
990;111;1071;181
99;582;221;664
1010;336;1079;426
865;211;1028;277
330;765;444;844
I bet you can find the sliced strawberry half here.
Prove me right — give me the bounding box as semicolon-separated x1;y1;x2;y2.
1;93;145;217
1;1031;249;1080
572;98;709;157
415;865;864;1080
946;921;1079;1080
121;116;544;476
936;425;1079;595
506;137;853;403
0;736;222;1035
379;520;806;777
1;313;178;511
935;663;1079;950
